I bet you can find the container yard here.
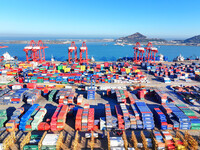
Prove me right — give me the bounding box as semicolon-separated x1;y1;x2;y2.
0;41;200;150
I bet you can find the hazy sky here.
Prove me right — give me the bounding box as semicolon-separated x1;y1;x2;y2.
0;0;200;39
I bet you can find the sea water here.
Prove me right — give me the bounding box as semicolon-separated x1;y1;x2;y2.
1;42;200;61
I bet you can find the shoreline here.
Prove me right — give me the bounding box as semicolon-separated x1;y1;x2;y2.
1;41;200;46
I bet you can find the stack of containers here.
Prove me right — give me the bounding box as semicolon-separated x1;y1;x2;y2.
167;103;191;130
87;87;95;100
153;108;168;130
128;93;137;104
0;89;15;105
11;88;28;104
105;104;113;129
48;90;57;102
50;104;63;131
135;101;155;129
137;89;147;100
128;105;137;129
115;89;126;103
161;131;175;150
176;104;200;129
153;131;165;150
19;104;39;131
109;137;125;150
75;109;83;130
82;104;89;131
31;108;47;130
115;105;124;129
119;103;130;129
6;107;24;132
88;108;94;131
56;89;74;104
0;110;7;128
154;89;168;104
57;105;68;131
77;94;83;105
24;89;41;105
25;106;43;131
159;105;174;130
23;132;44;150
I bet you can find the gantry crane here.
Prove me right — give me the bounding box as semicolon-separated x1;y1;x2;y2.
36;40;48;62
23;40;48;63
23;40;36;62
68;41;77;64
145;42;158;62
79;41;88;64
133;42;145;62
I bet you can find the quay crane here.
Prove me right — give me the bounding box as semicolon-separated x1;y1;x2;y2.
133;42;145;62
145;42;158;62
79;41;88;64
24;40;48;63
68;41;77;64
23;40;36;62
36;40;48;62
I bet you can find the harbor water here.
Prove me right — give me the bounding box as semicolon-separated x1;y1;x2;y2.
1;42;200;61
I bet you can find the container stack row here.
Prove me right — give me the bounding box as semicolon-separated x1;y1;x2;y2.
135;101;155;129
11;88;28;104
31;108;47;130
153;131;165;150
166;104;191;130
153;108;168;130
105;104;113;130
6;107;24;132
142;62;200;82
50;105;68;131
48;90;57;102
19;104;39;131
161;131;175;150
154;89;168;104
119;103;130;129
24;89;41;105
56;89;74;104
115;105;124;130
0;110;7;128
75;104;94;131
176;104;200;129
115;89;126;103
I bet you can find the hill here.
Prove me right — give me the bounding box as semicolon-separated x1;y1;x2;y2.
184;35;200;43
115;32;166;43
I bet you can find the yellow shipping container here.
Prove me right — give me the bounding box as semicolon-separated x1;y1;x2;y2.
65;68;71;72
126;68;130;73
56;85;65;88
135;69;140;73
81;65;86;71
195;72;200;75
63;66;66;69
5;64;10;68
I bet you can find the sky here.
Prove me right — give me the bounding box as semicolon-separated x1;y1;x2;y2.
0;0;200;39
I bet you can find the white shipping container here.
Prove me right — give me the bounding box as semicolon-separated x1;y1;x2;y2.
12;85;22;90
42;134;59;146
111;147;125;150
110;137;124;147
0;143;3;150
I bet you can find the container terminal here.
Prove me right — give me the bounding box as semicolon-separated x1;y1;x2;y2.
0;40;200;150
